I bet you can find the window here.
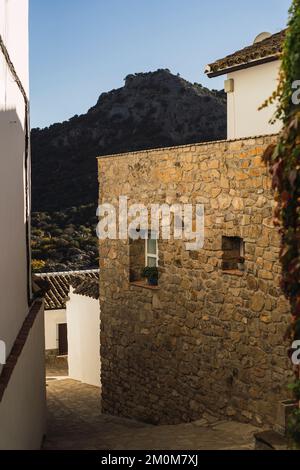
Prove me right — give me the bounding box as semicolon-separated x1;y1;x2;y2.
145;238;158;267
129;233;159;283
222;236;245;271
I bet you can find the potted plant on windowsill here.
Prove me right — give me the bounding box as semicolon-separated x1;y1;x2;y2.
142;267;159;286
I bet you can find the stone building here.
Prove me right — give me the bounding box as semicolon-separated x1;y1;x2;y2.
98;135;291;427
98;30;291;427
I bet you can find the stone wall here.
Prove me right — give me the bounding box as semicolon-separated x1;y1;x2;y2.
98;135;292;427
129;238;145;282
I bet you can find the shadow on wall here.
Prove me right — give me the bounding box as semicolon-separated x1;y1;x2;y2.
0;109;29;356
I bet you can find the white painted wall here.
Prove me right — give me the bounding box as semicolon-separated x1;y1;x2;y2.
0;302;46;450
0;1;46;449
0;0;29;355
227;60;282;139
0;0;29;95
66;288;101;387
44;309;67;351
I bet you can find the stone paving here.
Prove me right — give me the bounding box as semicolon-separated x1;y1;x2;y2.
43;378;259;450
45;356;68;377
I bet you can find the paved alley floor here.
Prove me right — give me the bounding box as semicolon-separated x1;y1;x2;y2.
43;378;259;450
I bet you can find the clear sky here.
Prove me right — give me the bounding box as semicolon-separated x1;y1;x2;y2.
29;0;291;129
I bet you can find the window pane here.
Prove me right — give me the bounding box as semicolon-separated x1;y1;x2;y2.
147;256;157;267
147;239;156;255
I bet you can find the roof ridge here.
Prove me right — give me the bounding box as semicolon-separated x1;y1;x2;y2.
36;269;99;277
205;29;286;77
34;270;99;309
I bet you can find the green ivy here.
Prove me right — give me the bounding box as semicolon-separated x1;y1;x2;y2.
288;379;300;400
262;0;300;446
288;409;300;449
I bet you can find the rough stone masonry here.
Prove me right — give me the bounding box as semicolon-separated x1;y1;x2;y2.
98;135;292;427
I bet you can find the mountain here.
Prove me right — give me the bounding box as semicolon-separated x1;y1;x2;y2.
31;69;226;212
30;69;226;272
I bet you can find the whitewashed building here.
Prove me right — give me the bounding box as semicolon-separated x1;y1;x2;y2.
205;30;284;139
38;270;100;387
67;279;101;387
0;0;46;450
38;272;73;358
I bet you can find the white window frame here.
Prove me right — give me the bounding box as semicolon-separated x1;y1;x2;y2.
145;235;158;267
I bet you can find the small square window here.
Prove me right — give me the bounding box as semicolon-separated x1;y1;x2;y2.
222;236;245;271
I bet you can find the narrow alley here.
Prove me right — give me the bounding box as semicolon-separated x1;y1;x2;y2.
43;378;259;450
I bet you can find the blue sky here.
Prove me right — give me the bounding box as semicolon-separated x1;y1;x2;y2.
29;0;291;129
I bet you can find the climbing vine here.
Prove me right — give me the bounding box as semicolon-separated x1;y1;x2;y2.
262;0;300;447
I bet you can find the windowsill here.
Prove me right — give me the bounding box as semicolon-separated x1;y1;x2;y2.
222;269;244;277
130;280;160;290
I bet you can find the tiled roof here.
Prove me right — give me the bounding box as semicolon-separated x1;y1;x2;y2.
35;270;99;310
205;30;285;77
71;277;99;300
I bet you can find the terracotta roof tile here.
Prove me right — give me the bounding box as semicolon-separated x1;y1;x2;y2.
35;270;99;309
71;277;99;300
205;30;285;77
